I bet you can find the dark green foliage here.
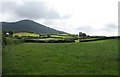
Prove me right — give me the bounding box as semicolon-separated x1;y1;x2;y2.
8;31;13;35
80;36;118;42
24;38;75;43
2;37;24;45
2;36;7;47
46;35;51;38
2;32;7;47
14;35;21;39
79;32;86;38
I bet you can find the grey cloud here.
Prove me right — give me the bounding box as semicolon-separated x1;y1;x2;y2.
75;25;117;36
75;25;95;35
105;24;118;29
76;24;118;33
1;2;17;12
61;14;71;19
76;26;93;33
42;20;67;26
102;24;118;32
1;2;61;19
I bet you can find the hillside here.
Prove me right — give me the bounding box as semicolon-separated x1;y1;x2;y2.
2;20;67;34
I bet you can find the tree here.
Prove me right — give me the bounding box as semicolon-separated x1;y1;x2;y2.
47;35;51;38
8;31;13;35
2;32;7;46
3;31;6;36
79;32;83;37
82;33;86;37
79;32;86;37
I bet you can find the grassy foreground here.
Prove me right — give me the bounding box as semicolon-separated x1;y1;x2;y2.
2;39;118;75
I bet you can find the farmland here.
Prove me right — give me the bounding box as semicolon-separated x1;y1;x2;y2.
12;32;76;39
13;32;40;37
2;39;118;75
11;32;77;43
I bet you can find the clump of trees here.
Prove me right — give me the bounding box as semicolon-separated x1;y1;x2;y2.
79;32;87;38
24;39;75;43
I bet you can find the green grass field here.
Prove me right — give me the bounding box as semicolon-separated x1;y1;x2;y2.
31;38;63;40
13;32;40;37
2;39;118;75
50;34;74;39
12;32;75;41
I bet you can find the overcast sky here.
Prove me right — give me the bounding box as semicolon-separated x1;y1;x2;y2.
0;0;119;36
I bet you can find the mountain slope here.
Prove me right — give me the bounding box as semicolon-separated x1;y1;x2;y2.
2;20;67;34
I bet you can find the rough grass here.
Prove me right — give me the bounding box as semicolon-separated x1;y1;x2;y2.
32;38;63;40
4;37;24;45
2;39;118;75
13;32;39;37
51;34;74;39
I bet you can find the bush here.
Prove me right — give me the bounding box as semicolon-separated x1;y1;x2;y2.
24;38;75;43
79;37;118;42
14;35;21;39
3;37;24;45
2;36;7;47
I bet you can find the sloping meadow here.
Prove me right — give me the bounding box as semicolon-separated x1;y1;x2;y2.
2;39;118;75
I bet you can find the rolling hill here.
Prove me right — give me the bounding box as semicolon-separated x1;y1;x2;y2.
2;19;67;34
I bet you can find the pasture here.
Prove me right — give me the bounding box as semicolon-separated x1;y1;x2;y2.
50;34;75;39
2;39;118;75
13;32;75;38
13;32;40;37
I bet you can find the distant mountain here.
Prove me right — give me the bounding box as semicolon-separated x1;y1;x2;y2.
2;19;67;34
